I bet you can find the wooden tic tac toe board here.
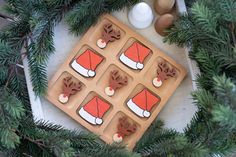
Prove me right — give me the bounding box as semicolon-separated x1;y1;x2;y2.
46;14;187;149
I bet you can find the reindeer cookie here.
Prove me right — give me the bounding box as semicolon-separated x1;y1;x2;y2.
105;70;128;96
58;77;82;104
113;116;137;143
152;61;177;88
97;23;121;49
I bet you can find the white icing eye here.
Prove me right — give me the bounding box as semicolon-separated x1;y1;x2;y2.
105;87;115;96
97;39;107;48
152;77;162;87
58;94;69;103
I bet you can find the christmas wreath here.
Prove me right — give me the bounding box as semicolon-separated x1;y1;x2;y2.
0;0;236;156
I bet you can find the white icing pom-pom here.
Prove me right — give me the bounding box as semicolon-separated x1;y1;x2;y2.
113;133;123;143
143;110;150;117
88;70;95;77
152;77;162;87
136;62;144;69
97;39;107;49
58;94;69;104
105;87;115;96
95;118;103;125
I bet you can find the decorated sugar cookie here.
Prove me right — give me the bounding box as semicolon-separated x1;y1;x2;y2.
71;49;103;78
119;41;151;70
97;23;121;49
78;96;110;125
105;70;128;97
113;116;137;143
58;77;82;104
127;89;160;118
152;61;177;88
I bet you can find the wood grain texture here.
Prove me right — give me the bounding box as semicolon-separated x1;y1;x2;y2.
46;14;187;150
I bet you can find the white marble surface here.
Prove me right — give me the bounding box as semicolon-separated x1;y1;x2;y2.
38;0;197;133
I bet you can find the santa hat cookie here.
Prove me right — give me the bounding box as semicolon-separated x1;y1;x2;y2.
127;89;160;118
78;96;110;125
119;42;151;70
97;23;121;49
105;70;128;97
152;61;177;88
58;77;82;104
71;49;103;78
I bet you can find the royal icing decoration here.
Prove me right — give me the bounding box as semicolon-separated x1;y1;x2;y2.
58;77;82;104
113;116;137;143
97;23;121;49
78;96;110;125
71;49;103;78
105;70;128;96
152;61;177;88
127;89;160;118
119;41;151;70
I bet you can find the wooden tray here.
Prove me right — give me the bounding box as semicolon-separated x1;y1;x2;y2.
46;14;187;150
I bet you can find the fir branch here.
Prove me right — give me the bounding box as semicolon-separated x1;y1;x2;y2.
0;19;31;50
80;143;139;157
66;0;139;35
0;88;25;149
190;48;221;77
214;0;236;22
192;89;218;111
135;120;209;157
27;51;48;96
0;41;21;65
191;2;218;33
134;120;164;152
0;65;8;85
213;75;236;108
212;104;236;131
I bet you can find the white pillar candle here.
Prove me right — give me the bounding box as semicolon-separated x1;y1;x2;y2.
128;2;154;29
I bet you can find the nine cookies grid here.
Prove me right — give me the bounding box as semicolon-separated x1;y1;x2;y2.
47;16;184;149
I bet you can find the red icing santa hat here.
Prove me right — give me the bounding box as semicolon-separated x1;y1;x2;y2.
71;49;103;77
119;42;150;70
79;96;110;125
127;89;160;118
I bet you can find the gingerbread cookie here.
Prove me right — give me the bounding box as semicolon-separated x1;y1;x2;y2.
127;89;160;118
119;42;151;70
113;116;137;143
71;49;103;78
78;96;110;125
105;70;128;96
152;61;177;88
97;23;121;49
58;77;82;104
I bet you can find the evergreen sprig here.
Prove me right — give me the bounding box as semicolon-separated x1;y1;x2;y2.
163;0;236;156
66;0;139;35
1;0;236;156
0;88;25;149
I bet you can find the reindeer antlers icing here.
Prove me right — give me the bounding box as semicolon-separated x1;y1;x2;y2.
97;23;121;49
153;61;177;88
157;62;176;80
102;23;121;42
63;77;82;95
109;70;128;90
113;116;137;143
58;76;82;103
105;70;128;96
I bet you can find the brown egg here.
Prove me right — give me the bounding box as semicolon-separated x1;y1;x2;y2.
154;14;174;36
154;0;175;15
